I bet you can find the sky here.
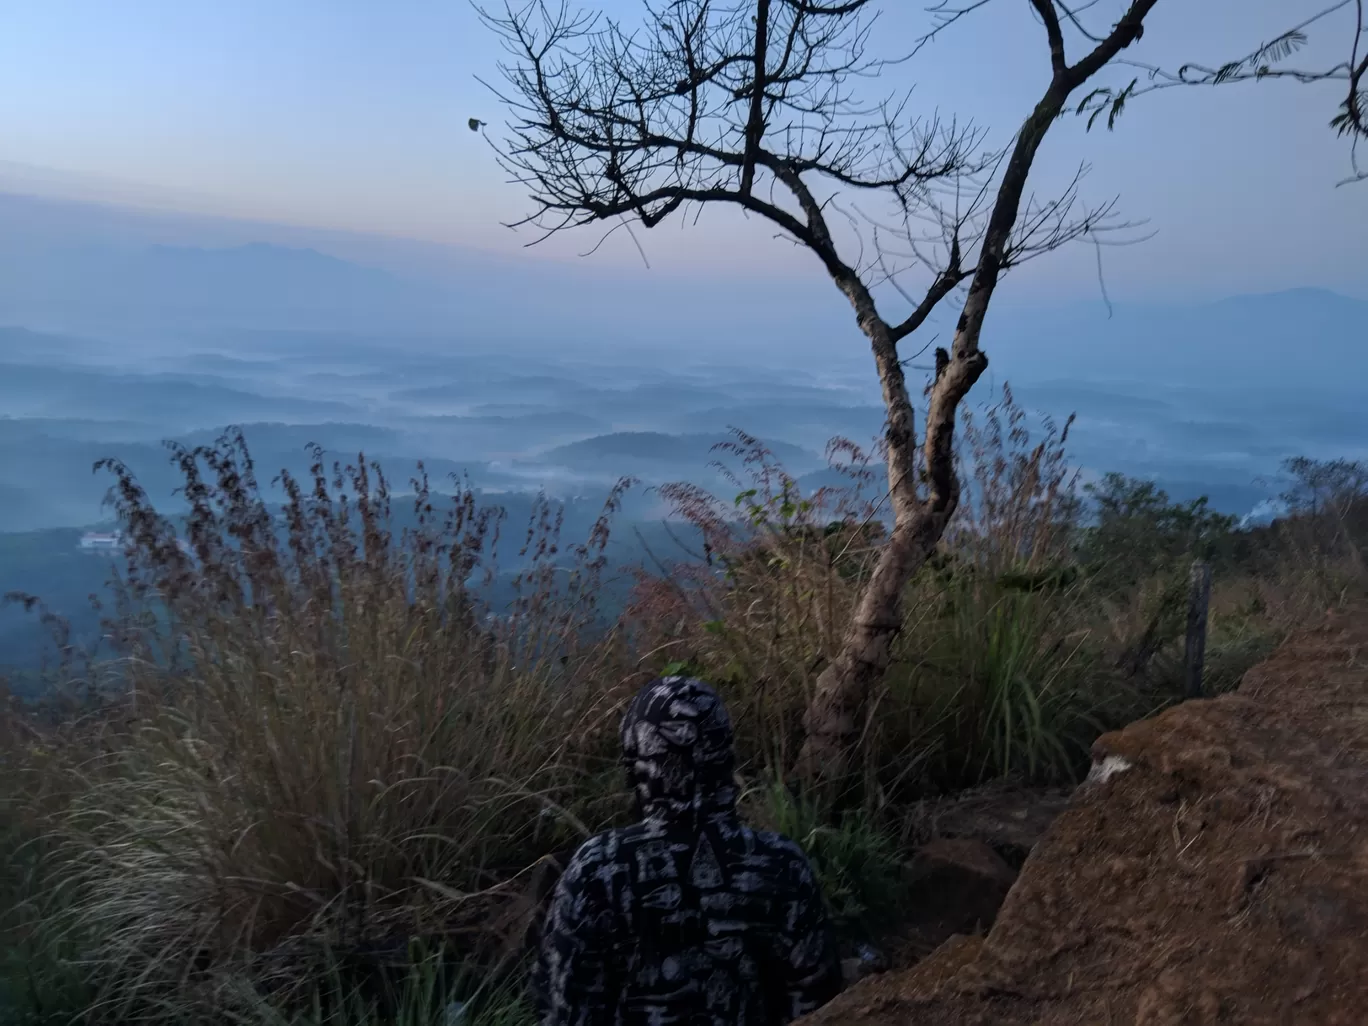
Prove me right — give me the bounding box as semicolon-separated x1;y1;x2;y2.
2;0;1366;301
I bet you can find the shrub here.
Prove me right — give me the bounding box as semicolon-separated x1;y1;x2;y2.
1258;457;1368;618
1076;473;1239;593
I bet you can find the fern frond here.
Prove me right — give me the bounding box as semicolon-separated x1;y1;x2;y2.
1252;29;1308;67
1213;61;1243;84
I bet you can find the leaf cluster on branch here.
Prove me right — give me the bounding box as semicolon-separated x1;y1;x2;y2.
1070;0;1368;183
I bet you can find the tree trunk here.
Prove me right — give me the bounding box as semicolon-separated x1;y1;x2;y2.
797;508;948;777
795;319;981;785
796;0;1158;788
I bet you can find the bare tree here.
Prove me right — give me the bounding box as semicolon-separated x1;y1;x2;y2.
477;0;1159;785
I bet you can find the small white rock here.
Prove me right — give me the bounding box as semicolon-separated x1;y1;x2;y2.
1086;754;1133;784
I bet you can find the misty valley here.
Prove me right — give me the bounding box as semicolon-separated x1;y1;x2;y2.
3;282;1367;679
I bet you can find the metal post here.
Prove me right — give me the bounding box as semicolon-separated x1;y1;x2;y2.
1184;560;1212;699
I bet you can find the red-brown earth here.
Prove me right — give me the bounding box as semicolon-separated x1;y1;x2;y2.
807;612;1368;1026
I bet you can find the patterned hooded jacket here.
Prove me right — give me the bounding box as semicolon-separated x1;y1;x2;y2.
532;676;843;1026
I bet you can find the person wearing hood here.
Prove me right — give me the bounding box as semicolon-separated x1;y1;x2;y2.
532;676;843;1026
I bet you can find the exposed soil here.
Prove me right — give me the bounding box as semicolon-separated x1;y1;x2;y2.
918;783;1072;866
805;612;1368;1026
849;783;1067;973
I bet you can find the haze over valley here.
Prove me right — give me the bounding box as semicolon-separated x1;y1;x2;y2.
4;188;1365;530
3;189;1366;673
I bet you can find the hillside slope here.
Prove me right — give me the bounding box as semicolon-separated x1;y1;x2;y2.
807;613;1368;1026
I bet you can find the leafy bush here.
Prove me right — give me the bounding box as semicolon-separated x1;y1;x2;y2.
1258;457;1368;618
1076;473;1239;592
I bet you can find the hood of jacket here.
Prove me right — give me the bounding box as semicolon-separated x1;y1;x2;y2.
620;676;738;824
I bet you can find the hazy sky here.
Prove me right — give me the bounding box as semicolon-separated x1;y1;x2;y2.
2;0;1366;300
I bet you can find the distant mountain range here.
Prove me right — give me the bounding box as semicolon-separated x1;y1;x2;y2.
0;354;361;428
0;234;451;333
0;188;847;352
2;184;1366;390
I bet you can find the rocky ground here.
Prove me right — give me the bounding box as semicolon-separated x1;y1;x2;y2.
808;612;1368;1025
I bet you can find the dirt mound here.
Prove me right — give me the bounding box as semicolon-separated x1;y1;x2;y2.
806;614;1368;1026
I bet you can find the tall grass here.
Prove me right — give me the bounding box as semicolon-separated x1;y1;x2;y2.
745;781;908;939
628;431;884;774
219;940;534;1026
4;434;636;1023
1252;457;1368;621
905;388;1105;785
3;416;1366;1025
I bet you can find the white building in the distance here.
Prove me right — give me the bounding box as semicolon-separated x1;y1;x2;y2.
78;532;193;556
79;531;125;552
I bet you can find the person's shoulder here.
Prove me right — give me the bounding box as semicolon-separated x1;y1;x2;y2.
745;826;805;858
563;829;616;872
743;827;821;879
562;821;654;876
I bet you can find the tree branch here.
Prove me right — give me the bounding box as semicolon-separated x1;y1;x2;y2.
1064;0;1156;87
1030;0;1068;76
888;245;964;343
1069;0;1366;179
920;0;1158;516
740;0;772;196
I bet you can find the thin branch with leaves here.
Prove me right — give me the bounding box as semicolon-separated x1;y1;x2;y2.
1071;0;1368;182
